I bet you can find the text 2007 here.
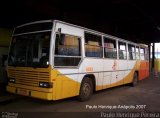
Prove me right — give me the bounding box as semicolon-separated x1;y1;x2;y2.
136;105;146;109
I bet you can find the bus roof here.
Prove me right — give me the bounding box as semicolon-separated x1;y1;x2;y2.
14;19;147;47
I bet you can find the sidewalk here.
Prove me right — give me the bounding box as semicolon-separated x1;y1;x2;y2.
0;93;23;104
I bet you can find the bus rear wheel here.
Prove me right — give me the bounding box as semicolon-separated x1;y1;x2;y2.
132;72;138;87
78;77;93;101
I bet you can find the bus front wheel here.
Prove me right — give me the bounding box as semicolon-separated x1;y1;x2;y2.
78;77;93;101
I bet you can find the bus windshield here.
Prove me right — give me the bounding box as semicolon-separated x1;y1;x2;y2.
8;31;51;68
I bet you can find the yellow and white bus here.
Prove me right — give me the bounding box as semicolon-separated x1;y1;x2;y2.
7;20;149;101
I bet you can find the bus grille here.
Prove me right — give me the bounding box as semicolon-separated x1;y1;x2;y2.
8;68;50;87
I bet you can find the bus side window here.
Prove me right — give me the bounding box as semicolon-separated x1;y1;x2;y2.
84;32;102;57
136;47;140;59
145;48;149;60
140;48;145;60
118;41;127;59
55;34;80;56
128;44;136;60
104;37;117;59
54;34;81;67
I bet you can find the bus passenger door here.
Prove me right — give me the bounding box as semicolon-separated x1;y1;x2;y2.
54;22;84;99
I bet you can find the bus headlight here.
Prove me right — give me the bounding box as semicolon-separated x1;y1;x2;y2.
39;82;53;88
9;78;16;83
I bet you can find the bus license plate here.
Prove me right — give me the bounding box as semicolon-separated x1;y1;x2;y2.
17;89;29;96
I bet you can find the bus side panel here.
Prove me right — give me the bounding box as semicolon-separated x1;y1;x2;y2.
124;70;134;84
78;58;104;91
103;72;111;89
61;74;78;98
114;60;127;86
124;60;136;84
103;59;115;89
135;60;140;79
139;60;147;80
52;69;80;100
108;61;137;87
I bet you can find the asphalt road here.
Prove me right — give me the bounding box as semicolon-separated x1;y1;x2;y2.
0;76;160;117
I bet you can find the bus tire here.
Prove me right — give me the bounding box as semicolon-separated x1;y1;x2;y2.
77;77;93;101
132;72;138;87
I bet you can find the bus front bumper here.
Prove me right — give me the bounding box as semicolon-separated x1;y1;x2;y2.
6;84;53;100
